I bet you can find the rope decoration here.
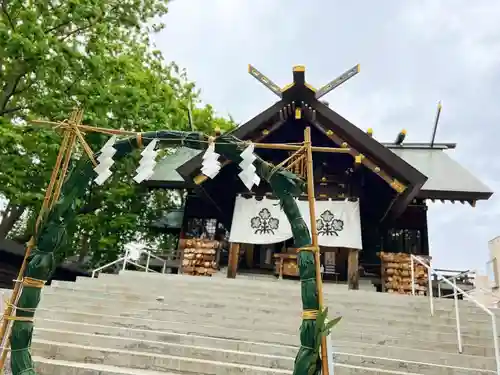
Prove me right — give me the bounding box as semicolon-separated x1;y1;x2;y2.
2;316;33;323
22;278;46;289
0;277;46;324
302;309;319;320
297;245;319;253
136;133;143;149
4;303;36;314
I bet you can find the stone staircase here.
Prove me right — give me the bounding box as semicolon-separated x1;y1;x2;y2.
3;270;499;374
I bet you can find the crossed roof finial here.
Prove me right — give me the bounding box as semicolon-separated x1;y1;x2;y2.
248;64;360;99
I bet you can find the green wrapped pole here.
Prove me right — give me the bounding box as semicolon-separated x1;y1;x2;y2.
216;135;323;375
7;130;328;375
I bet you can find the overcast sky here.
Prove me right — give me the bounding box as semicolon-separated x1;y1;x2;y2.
154;0;500;273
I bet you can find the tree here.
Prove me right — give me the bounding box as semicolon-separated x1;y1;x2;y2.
0;0;234;259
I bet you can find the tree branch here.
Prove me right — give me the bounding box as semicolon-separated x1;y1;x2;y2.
45;19;73;35
0;68;28;114
59;23;93;42
0;105;26;116
1;0;15;30
58;3;121;42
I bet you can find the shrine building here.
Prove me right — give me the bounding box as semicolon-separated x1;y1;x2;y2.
146;65;492;290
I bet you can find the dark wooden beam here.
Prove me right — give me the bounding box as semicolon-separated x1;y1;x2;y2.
227;242;240;279
391;183;424;219
309;102;427;188
177;100;287;182
310;119;407;194
347;249;360;290
416;189;492;202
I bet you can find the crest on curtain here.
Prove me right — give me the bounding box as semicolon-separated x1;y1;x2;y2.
250;208;280;234
230;196;362;249
316;210;344;236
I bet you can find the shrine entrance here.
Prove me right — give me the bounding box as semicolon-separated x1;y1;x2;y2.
226;194;362;281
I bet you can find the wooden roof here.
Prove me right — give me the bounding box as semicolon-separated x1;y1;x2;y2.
388;146;492;202
176;66;428;218
151;66;491;217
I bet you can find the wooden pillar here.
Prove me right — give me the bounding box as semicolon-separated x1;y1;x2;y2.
421;202;430;256
227;242;240;279
244;243;255;268
347;248;360;290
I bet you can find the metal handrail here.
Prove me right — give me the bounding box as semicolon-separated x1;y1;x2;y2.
91;249;167;278
437;270;475;298
467;286;500;307
440;283;496;296
411;255;500;375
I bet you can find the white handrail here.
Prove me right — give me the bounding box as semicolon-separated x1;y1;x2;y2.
437;270;474;298
411;255;500;375
467;286;500;308
91;249;167;278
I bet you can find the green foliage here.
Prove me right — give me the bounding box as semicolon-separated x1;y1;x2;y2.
307;308;341;375
0;0;235;265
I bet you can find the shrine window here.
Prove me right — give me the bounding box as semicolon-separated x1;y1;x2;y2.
185;218;229;242
384;228;423;255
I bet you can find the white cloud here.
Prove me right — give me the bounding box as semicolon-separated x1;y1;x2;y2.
400;1;500;73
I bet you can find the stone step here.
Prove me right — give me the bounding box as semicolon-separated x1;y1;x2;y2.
39;286;483;322
33;295;495;339
112;271;483;308
32;339;291;375
5;274;497;375
37;289;497;331
34;319;495;357
33;357;179;375
37;287;470;320
30;338;493;375
79;273;479;310
48;280;492;319
78;274;491;317
32;356;431;375
63;276;484;314
32;327;495;370
36;290;453;318
32;307;494;349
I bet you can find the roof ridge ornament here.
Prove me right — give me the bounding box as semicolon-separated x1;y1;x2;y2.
248;64;282;98
315;64;360;99
248;64;360;99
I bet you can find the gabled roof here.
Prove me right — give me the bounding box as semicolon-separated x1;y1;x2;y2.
152;142;492;206
388;146;492;202
145;147;201;189
176;66;428;218
156;66;492;217
150;209;184;232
